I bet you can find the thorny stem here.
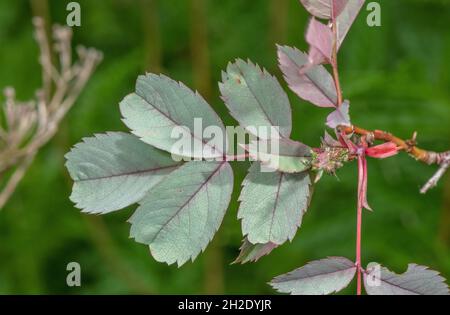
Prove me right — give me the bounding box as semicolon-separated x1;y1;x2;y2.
320;0;448;296
331;73;450;297
340;125;450;166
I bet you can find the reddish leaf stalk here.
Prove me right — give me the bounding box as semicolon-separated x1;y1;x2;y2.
297;0;449;295
331;1;361;295
356;181;363;295
331;5;343;107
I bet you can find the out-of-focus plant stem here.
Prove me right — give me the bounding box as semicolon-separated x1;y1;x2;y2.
83;216;154;294
269;0;288;52
30;0;53;100
141;0;162;73
439;175;450;246
190;0;212;101
189;0;224;294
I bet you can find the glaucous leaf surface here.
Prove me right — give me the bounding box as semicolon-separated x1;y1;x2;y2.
270;257;357;295
65;132;181;214
233;238;278;264
219;59;292;139
302;1;365;65
129;161;233;266
364;263;450;295
244;138;311;173
326;100;351;128
238;163;311;245
277;45;337;108
120;74;226;159
299;0;348;20
306;17;333;65
337;0;365;47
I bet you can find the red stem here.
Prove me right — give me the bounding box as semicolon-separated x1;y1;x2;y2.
331;2;361;294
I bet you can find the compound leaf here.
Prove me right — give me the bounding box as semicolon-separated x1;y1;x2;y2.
220;59;292;139
129;161;233;266
120;74;226;159
270;257;357;295
238;163;312;245
364;263;450;295
65;132;181;214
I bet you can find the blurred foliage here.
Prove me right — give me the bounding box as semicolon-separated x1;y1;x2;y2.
0;0;449;294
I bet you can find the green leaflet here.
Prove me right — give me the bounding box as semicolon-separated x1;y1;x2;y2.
244;138;311;173
220;59;292;139
238;163;312;245
65;132;181;214
364;263;450;295
270;257;357;295
120;74;227;159
129;161;234;266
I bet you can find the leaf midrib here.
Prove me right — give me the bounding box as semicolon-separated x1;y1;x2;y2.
76;164;180;182
148;162;226;244
135;80;225;156
368;271;439;295
274;265;356;284
234;63;288;139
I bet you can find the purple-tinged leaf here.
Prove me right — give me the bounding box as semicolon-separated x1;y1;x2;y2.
277;45;337;108
233;238;278;264
306;18;333;65
336;0;365;47
322;131;342;147
326;100;351;128
364;263;450;295
299;0;348;20
270;257;356;295
299;1;365;49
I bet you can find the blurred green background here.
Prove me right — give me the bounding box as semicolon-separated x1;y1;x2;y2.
0;0;450;294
